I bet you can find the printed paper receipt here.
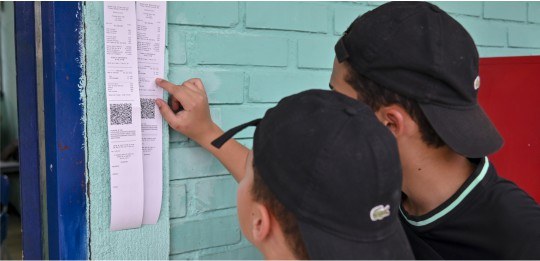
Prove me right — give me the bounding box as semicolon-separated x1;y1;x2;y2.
136;1;166;225
104;1;166;231
105;1;145;231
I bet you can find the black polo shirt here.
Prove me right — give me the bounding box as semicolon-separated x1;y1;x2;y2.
399;157;540;259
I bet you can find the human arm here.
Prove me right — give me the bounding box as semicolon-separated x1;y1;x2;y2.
155;78;249;182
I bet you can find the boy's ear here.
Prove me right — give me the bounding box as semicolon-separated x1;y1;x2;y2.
250;203;271;243
375;105;406;137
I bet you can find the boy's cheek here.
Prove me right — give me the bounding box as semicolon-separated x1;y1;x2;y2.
236;181;252;241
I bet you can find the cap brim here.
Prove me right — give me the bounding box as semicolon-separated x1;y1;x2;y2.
298;221;414;260
419;103;504;158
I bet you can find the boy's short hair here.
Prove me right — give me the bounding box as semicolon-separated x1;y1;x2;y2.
344;61;445;148
251;167;309;259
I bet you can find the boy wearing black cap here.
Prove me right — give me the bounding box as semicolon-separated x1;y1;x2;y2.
330;2;540;259
213;90;413;259
156;1;540;259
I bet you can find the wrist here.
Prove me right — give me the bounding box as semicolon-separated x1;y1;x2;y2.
193;122;223;148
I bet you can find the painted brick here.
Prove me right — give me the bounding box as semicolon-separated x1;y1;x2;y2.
170;182;187;218
169;146;228;180
195;33;288;67
169;108;221;143
168;26;187;64
169;252;196;260
478;47;540;57
169;127;187;143
168;68;244;104
334;5;372;35
298;37;339;69
246;2;327;33
219;105;273;138
167;2;239;28
238;139;253;150
454;17;507;47
509;25;540;48
170;215;241;254
530;3;540;23
434;2;482;16
194;176;237;212
367;1;386;6
200;246;263;260
484;2;527;22
249;71;331;103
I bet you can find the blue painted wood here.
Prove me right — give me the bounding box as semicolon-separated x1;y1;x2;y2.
14;2;43;259
41;2;88;259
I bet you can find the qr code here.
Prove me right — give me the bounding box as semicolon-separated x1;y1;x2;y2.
140;98;155;119
110;103;132;125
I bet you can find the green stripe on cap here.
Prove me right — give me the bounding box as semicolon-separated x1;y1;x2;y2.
400;157;490;227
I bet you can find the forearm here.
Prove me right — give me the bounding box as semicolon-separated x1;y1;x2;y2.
155;78;249;182
195;123;250;182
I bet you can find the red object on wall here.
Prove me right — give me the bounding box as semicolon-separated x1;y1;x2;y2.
479;56;540;203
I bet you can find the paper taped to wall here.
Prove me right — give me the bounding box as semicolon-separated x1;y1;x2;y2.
104;1;165;231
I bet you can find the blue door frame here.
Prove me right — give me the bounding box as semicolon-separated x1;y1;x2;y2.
14;2;42;259
15;2;88;259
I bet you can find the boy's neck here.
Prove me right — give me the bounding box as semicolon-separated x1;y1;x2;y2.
400;143;476;216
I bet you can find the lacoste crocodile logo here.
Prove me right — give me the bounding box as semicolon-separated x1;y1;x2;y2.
370;204;390;221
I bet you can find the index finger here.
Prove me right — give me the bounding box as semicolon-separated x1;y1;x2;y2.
155;78;177;94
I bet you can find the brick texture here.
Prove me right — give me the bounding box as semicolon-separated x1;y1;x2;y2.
170;182;187;218
168;2;239;28
530;3;540;23
195;33;288;66
433;2;483;17
193;176;237;213
484;2;527;22
170;215;241;254
246;2;328;33
509;25;540;48
298;37;339;69
168;26;186;64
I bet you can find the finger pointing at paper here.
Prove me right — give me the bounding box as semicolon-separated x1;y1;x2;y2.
155;78;222;144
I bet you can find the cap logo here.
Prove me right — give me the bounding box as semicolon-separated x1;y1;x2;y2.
370;204;390;221
474;76;480;90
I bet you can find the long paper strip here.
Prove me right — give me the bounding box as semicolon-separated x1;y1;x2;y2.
136;1;165;224
104;1;145;231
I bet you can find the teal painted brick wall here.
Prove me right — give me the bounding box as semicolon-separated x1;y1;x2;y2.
168;2;239;28
170;215;241;254
297;37;339;69
246;2;328;33
484;2;527;22
435;2;483;16
165;1;540;260
530;3;540;23
195;33;289;66
193;177;238;213
168;28;187;64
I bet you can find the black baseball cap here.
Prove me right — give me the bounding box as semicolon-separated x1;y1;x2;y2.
212;90;414;259
335;1;503;158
